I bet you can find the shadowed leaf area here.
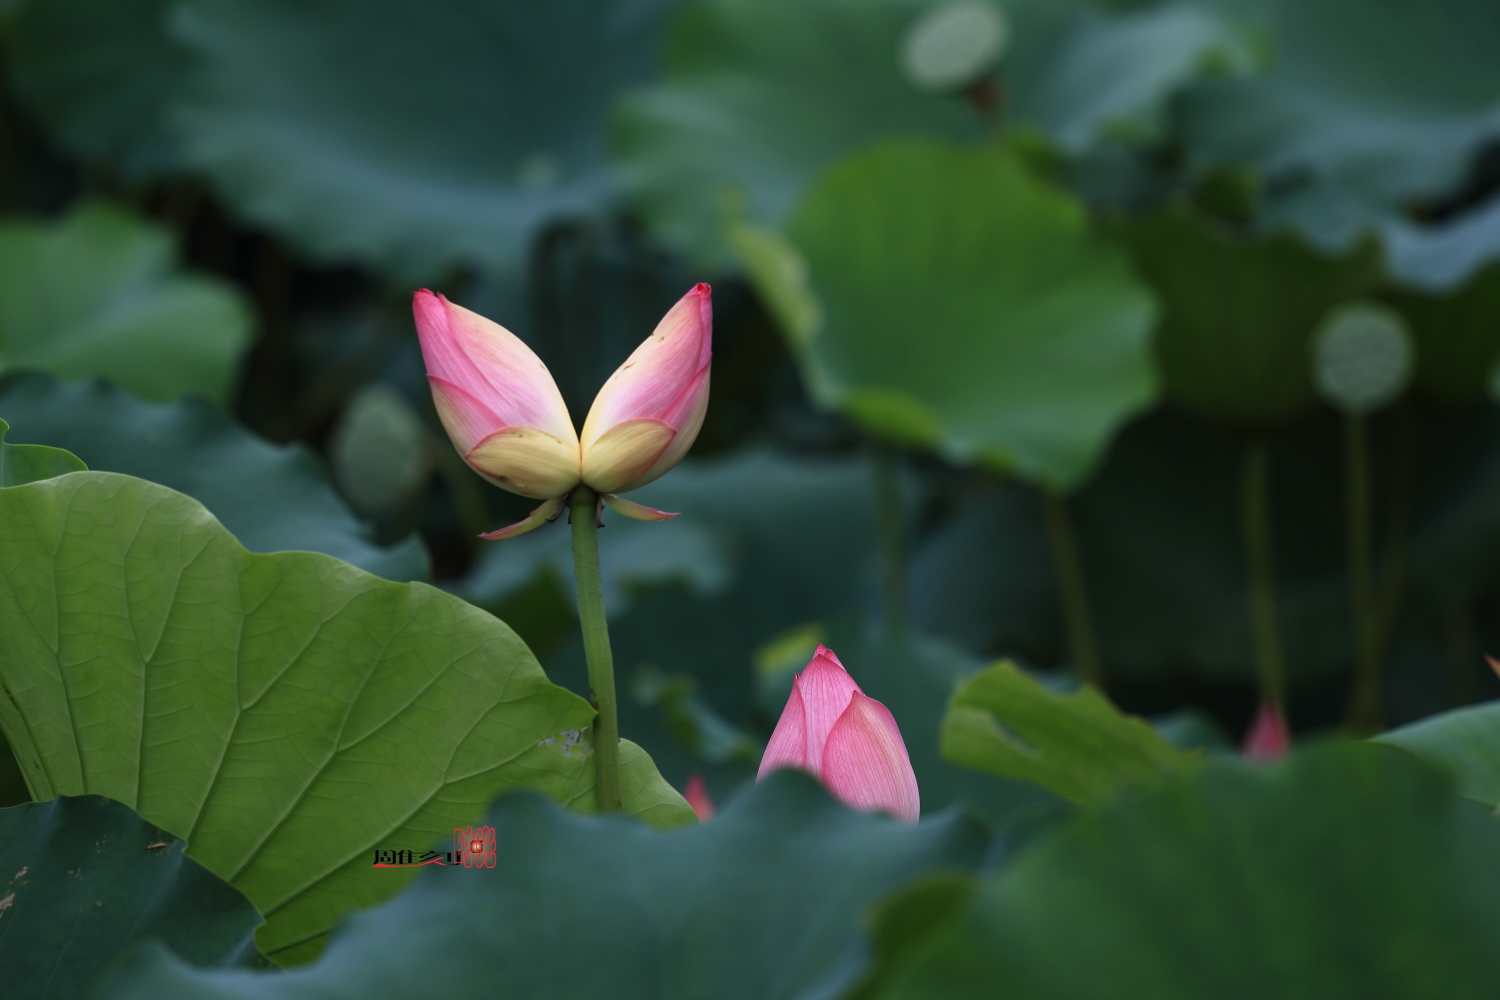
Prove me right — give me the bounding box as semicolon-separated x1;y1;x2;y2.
0;795;264;1000
854;744;1500;999
100;771;987;1000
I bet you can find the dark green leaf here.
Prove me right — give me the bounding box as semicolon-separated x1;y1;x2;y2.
0;416;84;486
1117;206;1381;425
764;140;1156;489
0;795;263;1000
11;0;183;177
862;744;1500;998
0;203;251;403
617;0;1244;263
1375;700;1500;807
1383;194;1500;292
1178;0;1500;270
100;772;988;1000
616;0;984;264
1387;265;1500;407
940;659;1198;806
167;0;675;279
0;372;428;581
0;472;690;966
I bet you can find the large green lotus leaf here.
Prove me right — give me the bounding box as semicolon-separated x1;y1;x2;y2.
857;744;1500;998
0;202;251;403
615;0;984;264
0;415;84;486
0;372;428;581
0;795;263;1000
1386;266;1500;407
10;0;183;178
768;140;1156;490
0;472;691;966
100;772;987;1000
1116;206;1381;425
1176;0;1500;257
164;0;674;280
940;659;1198;806
1376;701;1500;808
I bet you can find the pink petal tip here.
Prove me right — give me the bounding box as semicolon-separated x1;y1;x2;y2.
683;774;715;821
1241;700;1292;761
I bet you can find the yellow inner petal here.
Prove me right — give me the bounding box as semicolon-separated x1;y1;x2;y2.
580;418;674;494
466;426;581;499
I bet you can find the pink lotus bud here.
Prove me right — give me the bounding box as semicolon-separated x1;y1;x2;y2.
683;774;715;821
579;283;712;495
1241;700;1291;760
757;645;920;822
413;290;581;500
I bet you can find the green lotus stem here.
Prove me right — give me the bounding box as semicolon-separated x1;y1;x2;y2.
1373;406;1418;664
872;444;908;631
1441;603;1478;708
568;486;622;812
1240;439;1286;709
1041;487;1104;690
1344;413;1382;729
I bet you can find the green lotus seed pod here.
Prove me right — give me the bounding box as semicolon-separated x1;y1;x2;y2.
1312;302;1414;415
331;382;432;519
900;1;1010;93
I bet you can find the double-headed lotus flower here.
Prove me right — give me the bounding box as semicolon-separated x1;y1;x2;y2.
413;283;712;537
758;645;920;823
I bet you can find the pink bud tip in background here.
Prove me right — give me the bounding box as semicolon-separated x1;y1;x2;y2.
683;774;715;821
1487;654;1500;680
579;283;712;495
757;645;919;822
1241;700;1291;761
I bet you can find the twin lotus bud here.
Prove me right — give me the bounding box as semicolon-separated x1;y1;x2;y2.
413;283;713;538
758;645;920;823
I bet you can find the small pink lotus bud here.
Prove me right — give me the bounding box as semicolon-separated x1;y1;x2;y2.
758;645;920;822
413;290;581;500
579;283;712;495
1241;700;1291;760
683;774;715;821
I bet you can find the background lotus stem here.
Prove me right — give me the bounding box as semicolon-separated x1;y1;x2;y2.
872;443;908;631
1241;438;1286;710
1344;412;1382;729
1441;603;1478;707
1041;486;1104;690
1373;405;1418;666
568;486;622;812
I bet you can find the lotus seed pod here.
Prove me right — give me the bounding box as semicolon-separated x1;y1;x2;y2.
900;0;1010;93
1312;302;1414;415
331;383;431;520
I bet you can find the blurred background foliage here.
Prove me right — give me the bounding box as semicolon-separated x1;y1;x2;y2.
4;0;1500;819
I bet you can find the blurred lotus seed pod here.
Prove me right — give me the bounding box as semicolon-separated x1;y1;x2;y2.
900;0;1009;93
331;382;432;520
1312;302;1414;415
